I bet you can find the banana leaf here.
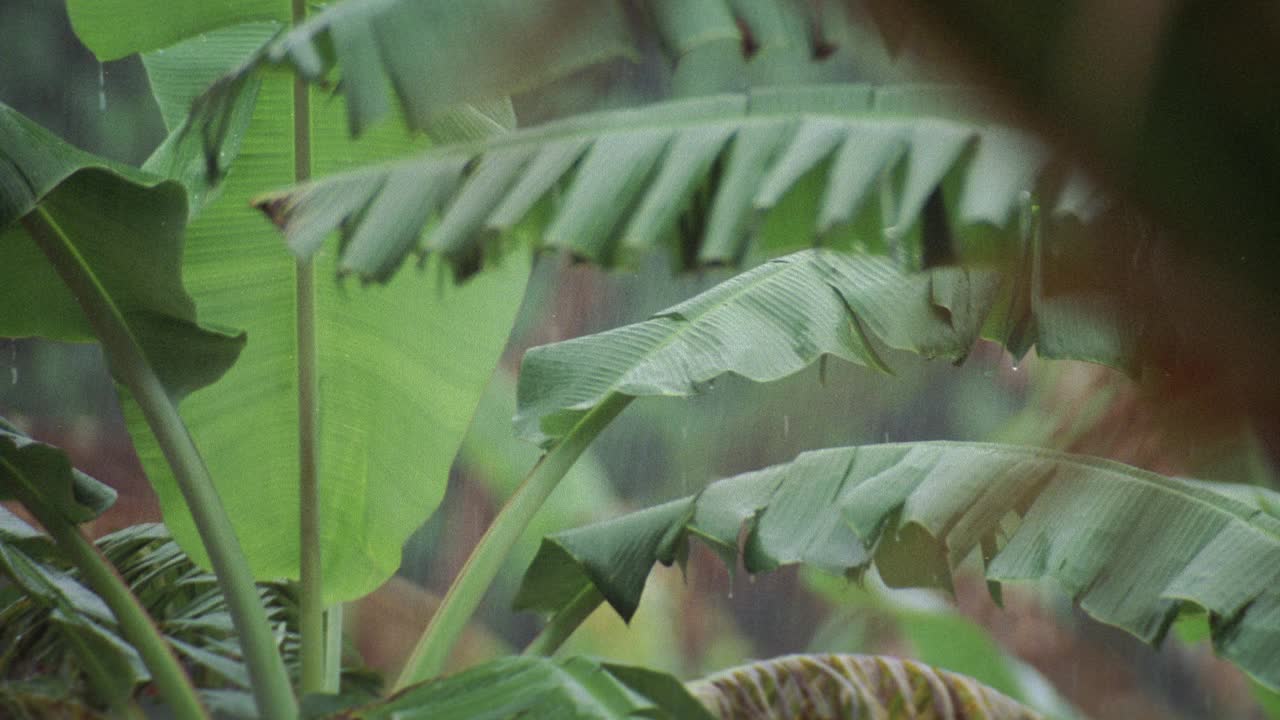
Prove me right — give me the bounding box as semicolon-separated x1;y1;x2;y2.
63;2;531;603
255;84;1082;284
515;441;1280;691
689;653;1040;719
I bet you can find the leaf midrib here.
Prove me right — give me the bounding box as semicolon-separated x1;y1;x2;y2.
279;91;979;189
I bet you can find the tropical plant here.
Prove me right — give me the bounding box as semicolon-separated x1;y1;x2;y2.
1;1;1276;719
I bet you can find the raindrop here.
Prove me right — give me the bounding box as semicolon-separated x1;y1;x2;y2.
747;574;756;584
782;415;790;438
727;586;734;600
7;343;14;385
96;64;106;112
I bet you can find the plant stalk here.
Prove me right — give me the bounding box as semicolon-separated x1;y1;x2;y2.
393;393;633;690
5;474;210;720
296;252;324;695
323;605;344;693
521;585;604;658
291;0;327;696
21;208;297;719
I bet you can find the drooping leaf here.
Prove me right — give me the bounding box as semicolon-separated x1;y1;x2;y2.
510;242;1157;448
331;655;712;720
515;249;998;445
647;0;874;96
139;22;274;212
648;0;748;97
687;654;1041;719
0;103;246;401
0;417;116;524
136;0;877;173
59;11;533;603
256;84;1086;284
255;0;630;135
74;0;632;155
514;441;1280;691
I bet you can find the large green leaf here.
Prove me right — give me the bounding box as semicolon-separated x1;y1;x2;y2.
0;103;246;401
332;655;712;720
67;9;532;603
515;441;1280;690
689;654;1040;719
256;84;1080;284
515;249;998;445
66;0;284;59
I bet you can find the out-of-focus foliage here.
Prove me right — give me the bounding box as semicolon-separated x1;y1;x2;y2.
0;0;163;166
328;655;712;720
71;0;631;140
3;1;1279;718
689;653;1040;719
317;652;1039;720
862;0;1280;308
859;0;1280;436
803;570;1083;719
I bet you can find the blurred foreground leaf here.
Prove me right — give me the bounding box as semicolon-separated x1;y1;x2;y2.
332;655;710;720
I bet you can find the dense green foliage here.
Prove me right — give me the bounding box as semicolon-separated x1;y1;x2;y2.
1;1;1277;719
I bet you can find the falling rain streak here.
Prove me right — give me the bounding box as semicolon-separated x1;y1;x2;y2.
96;64;105;112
